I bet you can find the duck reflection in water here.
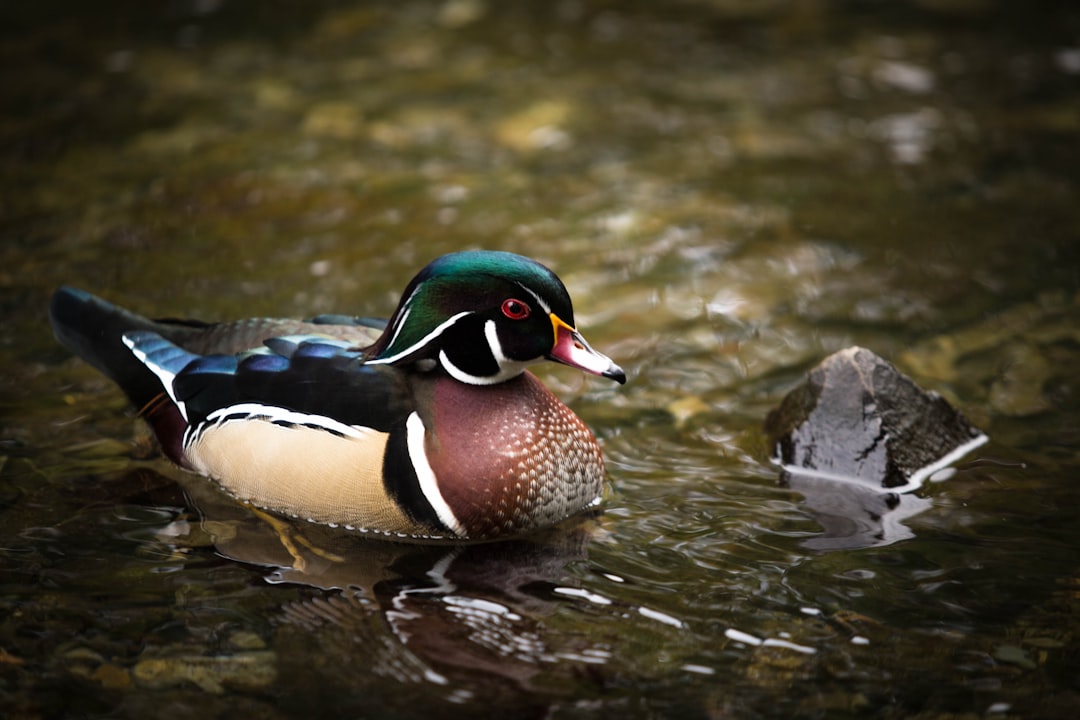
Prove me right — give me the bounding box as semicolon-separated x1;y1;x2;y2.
160;467;607;694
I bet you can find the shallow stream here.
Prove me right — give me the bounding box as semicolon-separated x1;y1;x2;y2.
2;2;1079;717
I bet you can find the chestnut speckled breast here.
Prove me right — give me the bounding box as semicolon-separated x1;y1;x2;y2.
420;373;606;539
49;250;625;542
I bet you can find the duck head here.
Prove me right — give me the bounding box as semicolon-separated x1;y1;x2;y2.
367;250;625;386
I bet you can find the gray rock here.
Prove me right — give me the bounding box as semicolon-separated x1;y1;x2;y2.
765;346;986;490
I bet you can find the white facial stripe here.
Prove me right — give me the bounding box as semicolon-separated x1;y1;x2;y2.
383;306;411;355
484;319;506;363
122;334;188;422
367;311;472;366
203;403;371;439
437;320;539;386
484;318;545;376
406;412;464;536
514;281;551;314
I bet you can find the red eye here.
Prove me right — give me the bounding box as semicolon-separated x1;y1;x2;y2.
501;298;531;320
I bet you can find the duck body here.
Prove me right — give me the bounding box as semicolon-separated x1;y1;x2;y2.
50;251;624;542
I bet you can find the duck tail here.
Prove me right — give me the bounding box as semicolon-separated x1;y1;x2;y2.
49;287;201;463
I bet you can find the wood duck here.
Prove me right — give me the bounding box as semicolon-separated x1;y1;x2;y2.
49;251;625;542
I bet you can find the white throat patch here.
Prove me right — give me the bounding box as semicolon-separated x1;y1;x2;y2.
437;319;536;385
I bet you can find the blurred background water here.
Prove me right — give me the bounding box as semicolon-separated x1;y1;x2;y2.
2;1;1079;718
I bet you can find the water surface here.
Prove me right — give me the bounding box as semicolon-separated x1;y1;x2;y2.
2;1;1079;718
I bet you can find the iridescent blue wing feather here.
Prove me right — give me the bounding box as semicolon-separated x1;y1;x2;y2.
231;340;409;432
123;331;411;432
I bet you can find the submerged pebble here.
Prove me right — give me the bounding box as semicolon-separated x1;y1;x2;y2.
132;650;278;694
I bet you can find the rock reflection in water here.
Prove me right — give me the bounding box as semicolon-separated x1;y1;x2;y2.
782;470;932;550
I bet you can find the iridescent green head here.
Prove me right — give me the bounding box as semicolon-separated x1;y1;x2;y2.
369;250;625;386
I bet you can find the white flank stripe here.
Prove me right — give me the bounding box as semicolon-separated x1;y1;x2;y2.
204;403;371;439
367;311;472;366
406;412;464;536
122;334;188;422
